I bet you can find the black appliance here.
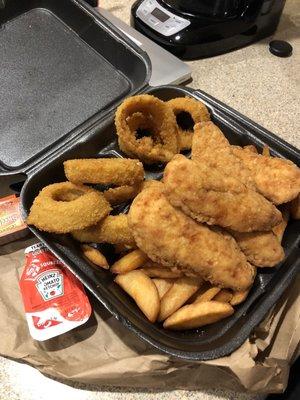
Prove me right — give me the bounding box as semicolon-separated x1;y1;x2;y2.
131;0;286;59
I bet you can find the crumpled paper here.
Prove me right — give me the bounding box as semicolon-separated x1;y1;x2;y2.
0;237;299;394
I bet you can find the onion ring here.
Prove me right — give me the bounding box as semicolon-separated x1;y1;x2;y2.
72;214;135;245
64;158;144;186
167;97;210;150
103;184;142;205
115;94;179;164
27;182;111;233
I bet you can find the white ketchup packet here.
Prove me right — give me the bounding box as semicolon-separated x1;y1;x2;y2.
19;242;91;341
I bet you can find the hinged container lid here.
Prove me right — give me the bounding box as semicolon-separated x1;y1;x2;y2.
0;0;151;177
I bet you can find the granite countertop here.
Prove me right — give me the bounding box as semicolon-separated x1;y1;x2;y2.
0;0;299;399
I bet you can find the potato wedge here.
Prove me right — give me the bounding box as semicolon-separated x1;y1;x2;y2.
115;270;160;322
111;249;148;274
230;289;250;306
213;289;233;303
114;243;137;254
192;284;221;304
141;266;183;278
152;278;174;299
163;301;234;330
158;277;203;321
81;245;109;269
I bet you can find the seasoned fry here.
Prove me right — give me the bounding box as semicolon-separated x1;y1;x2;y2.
213;289;233;303
152;278;174;299
163;301;234;330
111;249;149;274
158;277;203;321
230;289;250;306
72;215;135;245
115;270;160;322
81;244;109;269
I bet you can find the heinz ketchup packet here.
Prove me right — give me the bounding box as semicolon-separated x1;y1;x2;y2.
19;243;91;341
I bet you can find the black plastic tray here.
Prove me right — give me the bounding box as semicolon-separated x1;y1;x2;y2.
0;0;150;175
20;85;300;360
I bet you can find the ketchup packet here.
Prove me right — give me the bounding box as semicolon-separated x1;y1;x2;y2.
19;243;91;341
0;194;28;245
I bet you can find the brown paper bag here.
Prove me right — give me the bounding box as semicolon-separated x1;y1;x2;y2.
0;238;299;394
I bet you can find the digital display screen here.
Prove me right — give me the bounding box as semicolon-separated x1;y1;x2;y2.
151;7;170;22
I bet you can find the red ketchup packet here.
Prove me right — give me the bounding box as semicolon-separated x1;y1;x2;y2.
19;243;91;341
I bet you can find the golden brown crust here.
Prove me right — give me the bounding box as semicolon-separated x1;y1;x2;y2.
115;94;179;164
164;155;282;232
27;182;111;233
128;182;255;291
167;97;210;150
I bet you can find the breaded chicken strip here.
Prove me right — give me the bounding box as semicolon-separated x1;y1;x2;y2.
231;230;284;268
231;146;300;204
163;155;282;232
192;122;255;189
128;182;255;291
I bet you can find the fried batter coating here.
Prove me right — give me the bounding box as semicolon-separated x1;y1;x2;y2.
164;155;282;232
167;97;210;150
27;182;111;234
115;95;179;164
128;182;255;291
231;146;300;204
192;122;256;189
64;158;144;186
72;215;134;245
232;231;284;268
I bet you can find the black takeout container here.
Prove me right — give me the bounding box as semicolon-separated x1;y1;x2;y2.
1;0;299;360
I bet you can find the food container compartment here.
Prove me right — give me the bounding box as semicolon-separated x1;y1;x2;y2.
0;0;150;175
20;85;300;360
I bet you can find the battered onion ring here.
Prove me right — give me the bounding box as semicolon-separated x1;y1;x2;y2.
167;97;210;150
64;158;144;186
72;215;135;245
115;94;179;164
27;182;111;233
103;184;142;205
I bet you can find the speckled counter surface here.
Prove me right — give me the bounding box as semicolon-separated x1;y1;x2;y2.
0;0;299;399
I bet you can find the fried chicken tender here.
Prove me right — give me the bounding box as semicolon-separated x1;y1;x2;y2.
128;182;255;291
231;146;300;204
192;122;255;189
163;155;282;232
231;231;284;268
72;215;135;245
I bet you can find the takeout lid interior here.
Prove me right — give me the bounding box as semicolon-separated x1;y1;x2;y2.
0;0;150;177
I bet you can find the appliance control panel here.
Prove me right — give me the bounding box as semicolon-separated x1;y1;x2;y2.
136;0;190;37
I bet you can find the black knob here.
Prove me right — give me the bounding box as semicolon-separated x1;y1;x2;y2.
269;40;293;58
